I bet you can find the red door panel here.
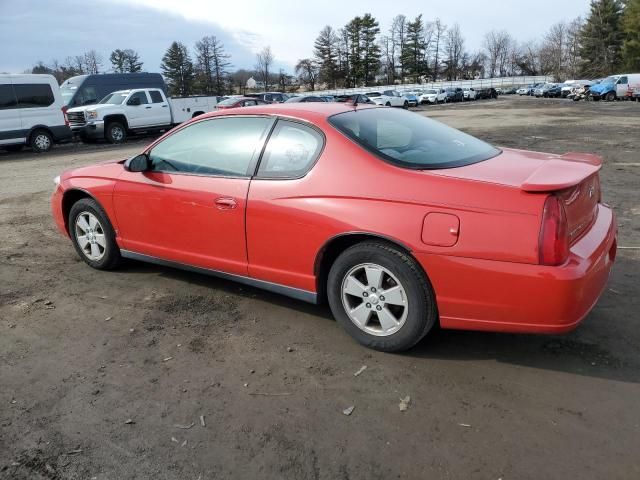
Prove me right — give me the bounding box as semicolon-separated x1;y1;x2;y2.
113;171;250;276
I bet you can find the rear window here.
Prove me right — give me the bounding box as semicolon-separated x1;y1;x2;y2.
329;107;500;169
13;83;54;108
149;90;164;103
0;85;17;109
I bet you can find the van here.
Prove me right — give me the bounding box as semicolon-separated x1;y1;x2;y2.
60;73;167;109
0;74;72;153
589;73;640;101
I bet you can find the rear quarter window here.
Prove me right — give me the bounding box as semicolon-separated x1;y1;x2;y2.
329;107;500;170
0;84;18;109
13;83;55;108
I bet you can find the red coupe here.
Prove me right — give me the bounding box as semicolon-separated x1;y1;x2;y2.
51;103;617;351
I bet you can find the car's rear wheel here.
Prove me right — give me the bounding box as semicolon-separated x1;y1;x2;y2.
69;198;121;270
327;242;437;352
30;129;53;153
105;121;127;144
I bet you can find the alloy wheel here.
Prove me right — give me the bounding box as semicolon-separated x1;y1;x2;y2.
75;211;107;261
341;263;409;336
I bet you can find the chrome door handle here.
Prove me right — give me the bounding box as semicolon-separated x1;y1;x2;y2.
214;197;237;209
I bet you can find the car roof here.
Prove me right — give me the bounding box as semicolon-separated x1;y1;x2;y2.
197;102;379;123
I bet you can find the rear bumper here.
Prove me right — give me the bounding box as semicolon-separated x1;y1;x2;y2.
416;204;617;334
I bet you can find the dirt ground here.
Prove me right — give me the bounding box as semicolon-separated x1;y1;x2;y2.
1;96;639;480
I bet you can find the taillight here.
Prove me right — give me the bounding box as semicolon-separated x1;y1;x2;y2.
61;105;69;126
539;195;569;266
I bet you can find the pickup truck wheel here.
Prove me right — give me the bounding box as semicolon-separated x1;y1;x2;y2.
605;91;616;102
30;129;53;153
105;122;126;144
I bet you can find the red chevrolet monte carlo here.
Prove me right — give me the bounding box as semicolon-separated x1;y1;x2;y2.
51;103;617;352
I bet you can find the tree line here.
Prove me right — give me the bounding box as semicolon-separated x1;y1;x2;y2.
29;0;640;94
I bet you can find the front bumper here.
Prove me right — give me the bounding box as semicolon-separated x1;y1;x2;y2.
51;184;68;237
416;204;617;334
71;120;105;140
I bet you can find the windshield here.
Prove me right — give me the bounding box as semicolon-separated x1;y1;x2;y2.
329;107;500;170
604;75;619;84
424;89;437;94
60;86;76;104
218;97;241;106
99;92;128;105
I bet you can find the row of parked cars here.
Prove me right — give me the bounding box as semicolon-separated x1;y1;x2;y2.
516;73;640;101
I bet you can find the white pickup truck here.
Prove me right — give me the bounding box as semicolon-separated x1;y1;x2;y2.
66;88;218;143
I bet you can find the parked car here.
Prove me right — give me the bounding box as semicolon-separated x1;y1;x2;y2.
476;88;498;100
403;92;419;107
517;86;530;95
443;87;464;102
502;87;518;94
247;92;288;103
60;73;166;110
66;88;218;143
335;94;373;104
51;103;617;352
0;74;72;153
215;97;267;109
544;84;563;98
418;88;447;104
590;74;640;101
285;95;327;103
368;90;409;108
463;88;477;100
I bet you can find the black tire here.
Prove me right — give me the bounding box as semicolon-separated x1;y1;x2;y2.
327;242;437;352
385;102;391;107
69;198;121;270
29;129;53;153
4;144;24;152
605;91;616;102
403;101;409;109
105;121;127;144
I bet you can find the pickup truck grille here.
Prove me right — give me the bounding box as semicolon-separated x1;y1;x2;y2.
67;111;86;126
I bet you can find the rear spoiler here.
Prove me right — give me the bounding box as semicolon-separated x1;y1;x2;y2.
521;152;602;192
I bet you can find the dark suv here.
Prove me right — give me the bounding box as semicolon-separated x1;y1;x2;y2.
444;87;464;102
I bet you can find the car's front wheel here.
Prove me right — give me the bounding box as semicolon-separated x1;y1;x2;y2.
69;198;121;270
327;242;437;352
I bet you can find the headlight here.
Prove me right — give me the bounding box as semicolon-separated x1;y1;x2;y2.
86;110;98;120
53;175;60;185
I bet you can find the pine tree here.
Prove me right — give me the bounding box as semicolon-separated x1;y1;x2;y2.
111;49;143;73
579;0;624;77
314;26;340;88
621;0;640;70
161;41;194;96
402;15;427;83
360;13;381;86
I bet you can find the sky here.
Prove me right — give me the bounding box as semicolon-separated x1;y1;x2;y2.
0;0;590;74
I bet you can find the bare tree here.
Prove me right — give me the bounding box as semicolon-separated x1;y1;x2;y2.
431;18;447;80
390;15;407;82
295;58;319;91
483;30;511;77
83;50;102;74
255;46;274;91
195;36;231;95
443;24;465;80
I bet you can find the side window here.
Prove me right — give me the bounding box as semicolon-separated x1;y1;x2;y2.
149;117;273;176
618;76;628;84
0;85;17;110
243;100;257;106
13;84;54;108
149;90;164;103
128;91;149;105
257;120;323;178
265;94;273;102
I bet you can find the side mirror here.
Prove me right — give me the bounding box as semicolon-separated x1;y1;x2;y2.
127;97;141;106
124;153;149;172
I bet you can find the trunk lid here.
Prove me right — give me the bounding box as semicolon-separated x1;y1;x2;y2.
431;147;602;244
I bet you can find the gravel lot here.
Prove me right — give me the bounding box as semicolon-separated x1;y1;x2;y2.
1;96;639;480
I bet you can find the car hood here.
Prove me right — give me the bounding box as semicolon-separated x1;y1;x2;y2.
429;147;601;192
67;104;120;113
62;159;125;182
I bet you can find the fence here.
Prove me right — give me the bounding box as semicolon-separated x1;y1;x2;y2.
303;76;553;97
